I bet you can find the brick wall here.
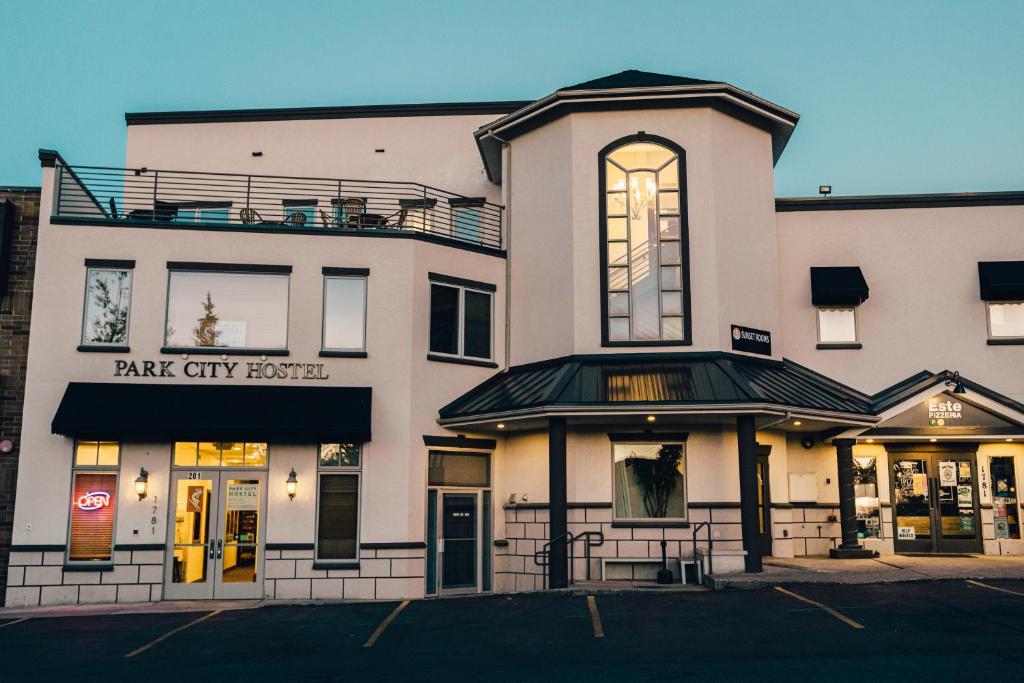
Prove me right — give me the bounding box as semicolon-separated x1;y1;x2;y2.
0;188;40;606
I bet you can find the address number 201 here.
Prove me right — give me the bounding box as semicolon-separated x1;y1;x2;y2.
186;472;202;480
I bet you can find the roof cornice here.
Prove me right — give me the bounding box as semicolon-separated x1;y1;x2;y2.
474;83;800;183
125;100;533;126
777;191;1024;212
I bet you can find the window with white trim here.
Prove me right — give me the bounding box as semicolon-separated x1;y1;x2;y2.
81;267;132;347
816;306;858;344
316;443;362;562
988;301;1024;339
428;281;493;361
323;275;367;352
611;440;687;522
67;441;121;564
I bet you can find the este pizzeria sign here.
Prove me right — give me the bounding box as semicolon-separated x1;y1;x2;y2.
113;359;330;380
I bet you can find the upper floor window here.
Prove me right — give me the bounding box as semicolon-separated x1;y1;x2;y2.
600;136;689;346
817;306;858;345
81;261;133;348
988;302;1024;340
282;199;317;228
170;201;232;224
322;268;368;354
164;264;290;351
428;273;495;364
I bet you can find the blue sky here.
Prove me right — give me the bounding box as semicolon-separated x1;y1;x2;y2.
1;0;1021;195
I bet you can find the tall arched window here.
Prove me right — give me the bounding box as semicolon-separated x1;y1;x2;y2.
600;135;690;345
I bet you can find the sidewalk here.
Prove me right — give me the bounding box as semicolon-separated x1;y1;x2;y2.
709;554;1024;589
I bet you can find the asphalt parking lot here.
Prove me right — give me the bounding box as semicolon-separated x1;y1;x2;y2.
3;580;1024;680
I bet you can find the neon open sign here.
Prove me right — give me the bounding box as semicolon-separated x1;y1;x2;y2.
77;491;111;511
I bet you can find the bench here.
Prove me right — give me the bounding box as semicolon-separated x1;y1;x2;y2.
600;557;703;584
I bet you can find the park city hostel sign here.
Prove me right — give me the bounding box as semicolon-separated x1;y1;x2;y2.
113;358;330;380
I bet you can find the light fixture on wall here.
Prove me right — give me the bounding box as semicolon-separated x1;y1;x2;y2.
134;468;149;500
286;468;298;500
945;371;967;394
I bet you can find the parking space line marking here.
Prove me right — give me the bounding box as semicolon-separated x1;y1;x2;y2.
124;610;223;658
967;579;1024;597
774;587;864;629
363;600;410;648
0;617;29;630
586;595;605;638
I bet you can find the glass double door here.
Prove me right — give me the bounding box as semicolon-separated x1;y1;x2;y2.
890;451;982;554
164;470;266;600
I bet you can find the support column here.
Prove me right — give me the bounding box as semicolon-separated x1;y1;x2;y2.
737;415;762;573
547;417;569;589
830;438;875;559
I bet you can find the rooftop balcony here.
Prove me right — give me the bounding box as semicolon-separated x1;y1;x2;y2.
47;156;504;252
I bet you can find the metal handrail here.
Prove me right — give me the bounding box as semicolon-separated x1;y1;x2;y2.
533;530;606;588
691;521;713;580
52;162;504;251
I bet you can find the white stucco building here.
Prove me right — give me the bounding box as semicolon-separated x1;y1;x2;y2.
5;70;1024;606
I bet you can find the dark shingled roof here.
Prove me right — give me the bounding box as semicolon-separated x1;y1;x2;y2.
439;353;873;420
562;69;719;91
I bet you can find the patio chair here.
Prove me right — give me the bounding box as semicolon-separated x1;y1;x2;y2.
385;208;408;229
319;209;335;229
285;211;307;228
338;197;366;227
240;208;262;224
108;197;120;220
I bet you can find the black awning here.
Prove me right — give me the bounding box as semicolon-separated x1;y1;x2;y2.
810;266;869;306
979;261;1024;300
52;383;371;442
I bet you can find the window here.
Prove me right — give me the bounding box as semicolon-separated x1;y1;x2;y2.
322;274;367;352
428;277;493;362
988;302;1024;339
428;450;491;487
601;137;688;345
316;443;362;561
164;269;289;350
173;442;268;467
817;306;858;344
853;456;881;539
990;456;1020;540
282;200;317;227
81;267;132;347
172;203;231;224
67;441;120;564
612;441;687;521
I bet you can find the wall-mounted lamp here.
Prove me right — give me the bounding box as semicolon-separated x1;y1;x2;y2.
945;371;967;394
135;467;149;500
286;468;298;500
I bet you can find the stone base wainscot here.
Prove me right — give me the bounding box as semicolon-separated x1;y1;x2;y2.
263;543;426;601
495;503;744;592
5;544;165;607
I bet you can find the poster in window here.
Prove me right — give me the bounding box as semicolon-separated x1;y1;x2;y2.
187;486;204;513
939;461;957;487
226;482;259;511
957;485;973;508
69;472;117;562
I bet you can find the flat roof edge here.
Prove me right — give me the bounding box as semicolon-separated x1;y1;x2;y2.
776;191;1024;211
125;101;534;126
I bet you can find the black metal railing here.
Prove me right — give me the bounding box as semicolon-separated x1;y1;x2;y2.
533;530;605;589
52;163;504;250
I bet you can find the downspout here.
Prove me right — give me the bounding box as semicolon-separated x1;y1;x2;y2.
758;410;793;431
481;129;512;370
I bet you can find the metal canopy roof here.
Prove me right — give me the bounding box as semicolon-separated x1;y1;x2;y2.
438;352;873;421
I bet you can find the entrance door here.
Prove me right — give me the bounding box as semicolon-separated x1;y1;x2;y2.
756;454;772;557
165;471;266;600
890;450;982;554
439;492;478;593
